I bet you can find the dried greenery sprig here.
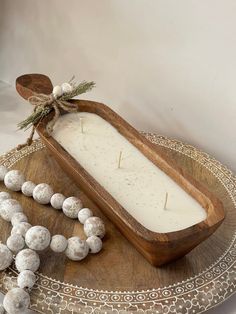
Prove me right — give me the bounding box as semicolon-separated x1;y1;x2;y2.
60;81;95;101
18;107;51;131
18;80;95;131
17;78;95;150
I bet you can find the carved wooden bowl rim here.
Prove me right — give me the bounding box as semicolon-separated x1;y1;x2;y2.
0;134;235;313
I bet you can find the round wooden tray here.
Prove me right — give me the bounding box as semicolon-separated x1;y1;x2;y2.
0;134;235;314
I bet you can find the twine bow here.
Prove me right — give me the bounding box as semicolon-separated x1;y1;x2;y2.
17;79;95;150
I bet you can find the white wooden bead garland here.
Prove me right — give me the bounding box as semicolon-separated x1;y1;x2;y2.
0;166;106;236
17;270;36;289
0;165;105;313
21;181;36;197
3;288;30;314
4;170;25;192
0;244;13;271
0;199;22;222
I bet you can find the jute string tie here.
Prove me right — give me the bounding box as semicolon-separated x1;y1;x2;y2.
17;93;78;150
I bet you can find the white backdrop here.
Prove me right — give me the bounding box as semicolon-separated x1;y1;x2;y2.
0;1;236;313
0;0;235;172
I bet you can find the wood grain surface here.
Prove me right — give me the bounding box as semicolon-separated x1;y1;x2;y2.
0;137;235;314
0;140;232;290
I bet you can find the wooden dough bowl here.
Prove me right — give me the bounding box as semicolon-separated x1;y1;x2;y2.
15;74;225;267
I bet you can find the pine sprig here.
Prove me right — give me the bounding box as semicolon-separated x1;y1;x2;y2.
60;81;96;101
18;107;52;130
18;80;95;131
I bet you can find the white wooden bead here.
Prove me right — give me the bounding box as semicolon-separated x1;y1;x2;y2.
78;208;93;224
33;183;54;204
86;236;103;254
0;191;11;203
53;85;63;98
65;237;89;261
21;181;36;197
11;212;28;226
7;234;25;253
50;193;66;210
0;165;8;181
0;244;13;270
0;304;5;314
17;270;36;289
25;226;51;251
0;199;22;222
62;197;83;219
84;217;106;238
15;249;40;272
61;82;73;94
3;288;30;314
11;222;32;237
50;235;68;253
4;170;25;191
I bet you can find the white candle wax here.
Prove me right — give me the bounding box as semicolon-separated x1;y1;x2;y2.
52;112;207;233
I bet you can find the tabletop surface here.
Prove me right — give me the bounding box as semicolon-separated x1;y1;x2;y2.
0;80;235;314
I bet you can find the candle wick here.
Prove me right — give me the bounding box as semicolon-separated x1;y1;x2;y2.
164;192;168;210
118;151;123;169
80;117;84;133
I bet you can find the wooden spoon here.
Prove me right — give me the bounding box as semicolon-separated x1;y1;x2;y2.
16;73;53;100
